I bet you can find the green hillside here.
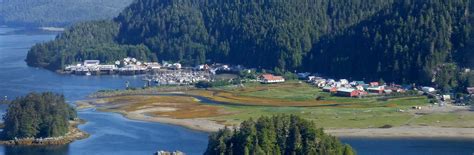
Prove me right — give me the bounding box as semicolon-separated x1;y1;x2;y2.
27;0;473;88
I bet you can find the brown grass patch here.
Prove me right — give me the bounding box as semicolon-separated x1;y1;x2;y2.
97;95;232;119
188;89;345;107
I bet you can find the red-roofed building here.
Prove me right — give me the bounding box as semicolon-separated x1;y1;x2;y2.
259;74;285;84
336;88;366;97
323;86;337;93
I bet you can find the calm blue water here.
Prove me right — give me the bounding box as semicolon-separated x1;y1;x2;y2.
0;27;473;155
341;137;474;155
0;27;209;155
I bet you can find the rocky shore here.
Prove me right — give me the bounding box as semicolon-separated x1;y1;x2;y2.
0;120;89;146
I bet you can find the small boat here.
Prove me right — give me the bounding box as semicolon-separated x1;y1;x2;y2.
85;72;92;76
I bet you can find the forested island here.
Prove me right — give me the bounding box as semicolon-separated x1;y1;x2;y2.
0;92;87;145
205;115;355;155
26;0;474;90
0;0;133;27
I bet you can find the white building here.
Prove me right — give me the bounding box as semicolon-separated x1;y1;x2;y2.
84;60;100;67
422;87;436;93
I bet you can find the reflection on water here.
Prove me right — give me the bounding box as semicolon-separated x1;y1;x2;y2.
5;145;69;155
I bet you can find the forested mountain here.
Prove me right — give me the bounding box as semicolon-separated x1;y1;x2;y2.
0;0;133;27
2;92;77;140
27;0;473;87
205;115;355;155
307;0;471;84
26;21;157;70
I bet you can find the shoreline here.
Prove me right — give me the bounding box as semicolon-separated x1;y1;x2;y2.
119;110;225;132
0;120;89;146
112;108;474;139
78;100;474;139
77;100;224;132
128;112;474;139
326;127;474;139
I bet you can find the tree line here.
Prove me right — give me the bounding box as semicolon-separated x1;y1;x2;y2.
26;0;473;90
205;115;355;155
2;92;77;140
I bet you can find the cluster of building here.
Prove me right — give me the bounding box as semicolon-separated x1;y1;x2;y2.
305;75;427;98
194;63;247;75
65;58;161;75
145;63;250;86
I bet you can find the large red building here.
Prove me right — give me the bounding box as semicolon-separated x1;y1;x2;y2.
336;88;366;97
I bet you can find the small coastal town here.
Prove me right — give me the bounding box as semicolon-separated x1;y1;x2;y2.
2;0;474;154
62;57;474;107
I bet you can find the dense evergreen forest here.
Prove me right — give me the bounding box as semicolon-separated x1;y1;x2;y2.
205;115;355;155
26;21;158;70
27;0;474;88
0;0;133;27
1;92;77;140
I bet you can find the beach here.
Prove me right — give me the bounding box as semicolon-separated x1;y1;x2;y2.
76;96;474;139
124;109;474;139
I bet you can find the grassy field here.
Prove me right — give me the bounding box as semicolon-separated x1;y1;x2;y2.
187;81;426;107
88;81;474;129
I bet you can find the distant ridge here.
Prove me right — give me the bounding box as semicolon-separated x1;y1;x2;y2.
0;0;134;27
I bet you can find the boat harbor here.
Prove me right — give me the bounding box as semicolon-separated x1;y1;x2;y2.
145;69;211;86
63;57;251;86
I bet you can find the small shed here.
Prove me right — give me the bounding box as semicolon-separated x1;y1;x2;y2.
467;87;474;95
442;95;451;101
